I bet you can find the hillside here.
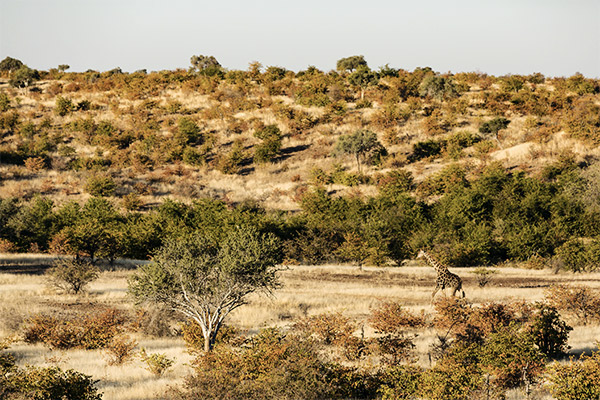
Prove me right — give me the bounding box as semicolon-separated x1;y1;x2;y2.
2;61;600;399
1;66;598;209
1;63;600;267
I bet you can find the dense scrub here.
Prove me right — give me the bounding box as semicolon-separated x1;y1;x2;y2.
1;156;600;268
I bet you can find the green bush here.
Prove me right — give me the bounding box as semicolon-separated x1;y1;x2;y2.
410;139;443;161
478;324;545;390
556;238;600;272
379;364;423;400
140;348;174;376
547;351;600;400
55;96;75;116
177;117;202;145
7;365;102;400
0;92;10;111
527;303;572;358
84;175;116;197
46;258;99;294
167;327;378;400
479;117;510;136
253;124;282;163
418;348;482;400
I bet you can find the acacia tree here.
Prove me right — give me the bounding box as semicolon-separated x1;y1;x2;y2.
129;225;282;352
336;55;367;73
335;129;384;173
0;56;24;72
190;55;222;76
419;75;459;101
9;66;40;88
348;66;379;100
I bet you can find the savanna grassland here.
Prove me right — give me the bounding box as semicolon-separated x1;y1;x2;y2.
1;56;600;399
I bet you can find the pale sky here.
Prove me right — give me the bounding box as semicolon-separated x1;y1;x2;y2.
1;0;599;77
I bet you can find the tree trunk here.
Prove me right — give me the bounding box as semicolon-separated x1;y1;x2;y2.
204;336;212;352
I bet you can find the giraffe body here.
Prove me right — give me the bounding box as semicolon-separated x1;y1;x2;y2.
417;250;465;300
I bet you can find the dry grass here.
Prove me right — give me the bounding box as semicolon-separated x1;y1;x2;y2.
1;262;600;398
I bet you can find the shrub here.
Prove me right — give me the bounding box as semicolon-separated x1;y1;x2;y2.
140;348;174;376
545;285;600;325
0;238;18;253
85;174;116;197
478;324;545;390
547;351;600;400
122;193;143;211
379;364;423;400
369;301;424;364
168;327;377;400
104;335;137;366
293;312;368;361
479;117;510;137
417;163;468;196
418;348;483;400
527;303;571;358
46;258;99;294
410;139;443;161
7;365;102;400
216;138;245;174
433;298;519;346
355;98;373;108
55;96;75;116
253;124;282;164
24;309;126;350
24;156;46;172
0;92;11;112
177;117;202;145
562;96;600;143
556;238;600;272
294;312;355;346
376;169;414;199
472;267;497;287
182;146;206;166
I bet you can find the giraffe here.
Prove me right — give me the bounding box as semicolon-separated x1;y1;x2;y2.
416;250;465;301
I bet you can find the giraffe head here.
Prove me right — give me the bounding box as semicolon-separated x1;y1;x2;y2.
416;250;427;259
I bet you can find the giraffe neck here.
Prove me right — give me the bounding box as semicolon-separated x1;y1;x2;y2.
423;251;448;275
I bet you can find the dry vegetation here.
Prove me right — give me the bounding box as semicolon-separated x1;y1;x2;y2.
1;258;600;399
2;59;600;398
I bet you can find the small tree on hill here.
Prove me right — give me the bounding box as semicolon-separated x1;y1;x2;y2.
9;66;40;88
0;56;24;72
190;55;222;76
479;117;510;145
129;225;282;352
254;124;282;164
336;55;368;73
47;258;99;294
335;129;384;173
348;66;379;100
419;75;459;101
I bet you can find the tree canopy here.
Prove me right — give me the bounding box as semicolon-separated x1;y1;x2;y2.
129;225;283;352
336;55;368;73
0;56;24;72
335;129;384;173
